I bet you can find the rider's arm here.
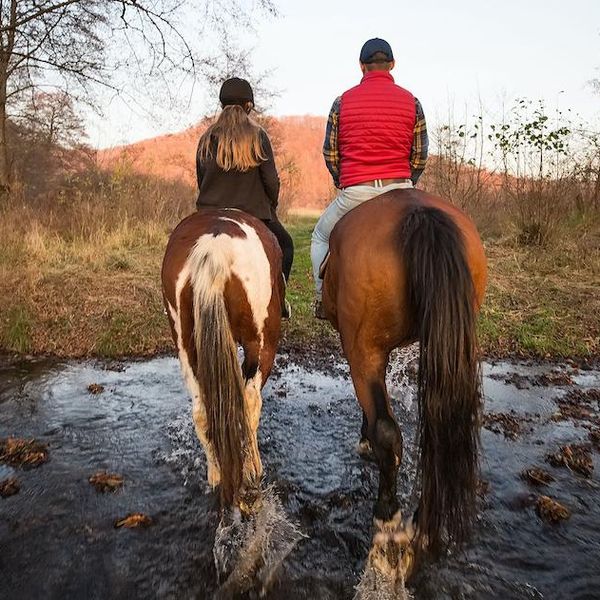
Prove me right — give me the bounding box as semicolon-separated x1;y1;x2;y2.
258;130;280;210
410;98;429;185
323;97;341;188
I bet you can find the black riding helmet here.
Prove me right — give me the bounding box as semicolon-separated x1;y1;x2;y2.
219;77;254;108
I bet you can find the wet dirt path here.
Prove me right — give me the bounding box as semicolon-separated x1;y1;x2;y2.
0;356;599;599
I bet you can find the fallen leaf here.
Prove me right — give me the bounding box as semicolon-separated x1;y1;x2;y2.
0;438;49;468
87;383;105;394
114;513;153;529
89;472;124;493
0;477;20;498
546;444;593;478
521;467;555;486
536;495;570;523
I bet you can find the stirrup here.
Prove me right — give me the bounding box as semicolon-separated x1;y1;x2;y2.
314;299;327;320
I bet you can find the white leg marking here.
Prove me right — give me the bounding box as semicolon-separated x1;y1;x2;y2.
244;370;264;481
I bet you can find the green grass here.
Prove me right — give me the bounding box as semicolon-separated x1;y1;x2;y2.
2;305;33;353
94;306;168;357
105;253;133;271
282;216;336;346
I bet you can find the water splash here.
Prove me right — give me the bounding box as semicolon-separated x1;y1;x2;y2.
214;484;305;597
387;344;419;411
354;561;413;600
153;413;207;486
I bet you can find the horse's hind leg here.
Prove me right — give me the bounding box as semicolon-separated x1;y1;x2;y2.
357;411;375;461
240;341;264;500
191;393;221;487
239;336;279;511
347;345;415;584
347;347;402;521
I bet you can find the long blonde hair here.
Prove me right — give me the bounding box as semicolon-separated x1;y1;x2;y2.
197;105;266;172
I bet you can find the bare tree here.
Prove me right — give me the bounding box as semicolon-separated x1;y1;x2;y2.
17;90;85;147
8;90;91;197
0;0;276;195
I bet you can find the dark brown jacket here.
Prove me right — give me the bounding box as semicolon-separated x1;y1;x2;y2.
195;129;280;220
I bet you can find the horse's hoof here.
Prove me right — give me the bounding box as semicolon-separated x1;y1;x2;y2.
371;511;416;583
355;512;415;599
357;439;376;462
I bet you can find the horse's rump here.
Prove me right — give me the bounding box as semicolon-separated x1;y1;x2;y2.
323;188;487;557
324;190;486;336
162;209;283;504
162;209;283;371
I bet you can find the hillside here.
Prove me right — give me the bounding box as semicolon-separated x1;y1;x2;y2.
98;115;334;210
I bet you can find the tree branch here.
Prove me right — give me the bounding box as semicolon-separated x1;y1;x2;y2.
0;0;81;34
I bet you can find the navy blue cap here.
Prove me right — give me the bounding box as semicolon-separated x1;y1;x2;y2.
359;38;394;64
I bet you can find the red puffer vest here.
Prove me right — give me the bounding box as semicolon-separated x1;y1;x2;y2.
338;71;415;188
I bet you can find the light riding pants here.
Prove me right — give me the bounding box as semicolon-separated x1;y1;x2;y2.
310;181;413;299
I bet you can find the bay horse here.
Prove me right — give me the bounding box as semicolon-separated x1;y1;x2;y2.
320;188;487;589
161;208;286;593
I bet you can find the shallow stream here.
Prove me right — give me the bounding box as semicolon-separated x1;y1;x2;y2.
1;355;599;599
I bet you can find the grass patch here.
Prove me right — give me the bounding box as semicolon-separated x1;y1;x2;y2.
105;253;132;271
2;306;33;353
93;305;168;357
282;216;335;346
282;217;599;360
94;311;134;357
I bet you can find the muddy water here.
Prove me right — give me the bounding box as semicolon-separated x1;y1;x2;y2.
1;355;599;599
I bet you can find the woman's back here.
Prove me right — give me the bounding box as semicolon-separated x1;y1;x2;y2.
196;106;279;221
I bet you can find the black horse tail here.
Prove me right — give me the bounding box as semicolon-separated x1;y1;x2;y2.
401;204;481;555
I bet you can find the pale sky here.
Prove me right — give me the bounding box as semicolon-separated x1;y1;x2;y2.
89;0;600;148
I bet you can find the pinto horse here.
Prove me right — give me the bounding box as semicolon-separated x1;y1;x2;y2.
161;208;286;591
321;188;487;588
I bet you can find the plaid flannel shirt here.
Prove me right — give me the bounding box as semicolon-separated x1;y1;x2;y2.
323;96;428;188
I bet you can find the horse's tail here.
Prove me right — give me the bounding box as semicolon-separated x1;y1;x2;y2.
401;204;481;554
188;239;249;507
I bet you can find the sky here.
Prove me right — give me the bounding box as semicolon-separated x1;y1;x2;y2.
88;0;600;148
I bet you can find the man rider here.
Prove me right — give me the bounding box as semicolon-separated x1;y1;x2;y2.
311;38;429;318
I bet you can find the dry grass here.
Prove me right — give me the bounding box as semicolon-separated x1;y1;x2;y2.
0;170;193;357
0;170;598;360
478;214;600;357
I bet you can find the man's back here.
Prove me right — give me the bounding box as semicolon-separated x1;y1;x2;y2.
338;70;416;188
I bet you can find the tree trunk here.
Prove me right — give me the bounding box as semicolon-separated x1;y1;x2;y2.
593;169;600;212
0;82;11;197
0;0;17;199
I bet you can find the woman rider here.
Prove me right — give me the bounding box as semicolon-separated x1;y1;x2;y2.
195;77;293;318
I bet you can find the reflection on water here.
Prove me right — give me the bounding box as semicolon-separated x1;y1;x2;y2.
0;355;599;599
